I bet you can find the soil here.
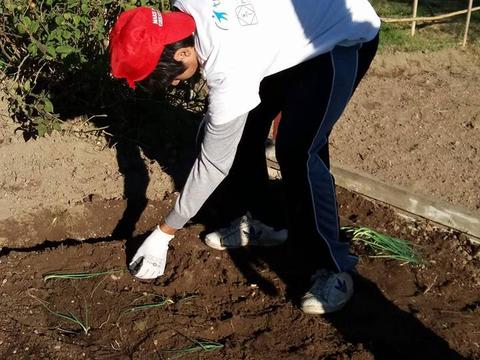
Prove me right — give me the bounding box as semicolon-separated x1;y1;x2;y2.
1;190;480;359
1;48;480;359
0;114;174;247
332;48;480;214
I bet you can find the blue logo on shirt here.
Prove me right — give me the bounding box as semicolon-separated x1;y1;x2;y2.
212;0;229;30
213;10;228;22
211;0;259;30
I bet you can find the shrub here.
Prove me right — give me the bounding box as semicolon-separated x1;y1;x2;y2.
0;0;171;139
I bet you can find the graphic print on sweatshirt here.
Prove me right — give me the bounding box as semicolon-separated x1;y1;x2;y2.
212;0;258;30
235;1;258;26
212;0;229;30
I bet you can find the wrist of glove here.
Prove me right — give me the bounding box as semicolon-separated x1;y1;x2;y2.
129;226;174;279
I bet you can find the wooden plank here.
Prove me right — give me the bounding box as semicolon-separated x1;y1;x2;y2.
267;159;480;243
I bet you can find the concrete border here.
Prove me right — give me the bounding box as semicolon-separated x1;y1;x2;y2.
267;159;480;244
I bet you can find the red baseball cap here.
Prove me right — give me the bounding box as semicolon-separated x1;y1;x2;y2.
109;7;196;89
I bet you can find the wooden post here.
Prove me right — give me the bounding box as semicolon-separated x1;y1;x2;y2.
462;0;474;47
411;0;419;36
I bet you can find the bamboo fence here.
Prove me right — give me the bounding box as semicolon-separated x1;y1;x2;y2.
380;1;479;46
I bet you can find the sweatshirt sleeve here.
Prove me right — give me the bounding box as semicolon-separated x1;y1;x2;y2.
164;112;248;229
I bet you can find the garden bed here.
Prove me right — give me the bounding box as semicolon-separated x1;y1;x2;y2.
0;189;479;359
1;41;480;360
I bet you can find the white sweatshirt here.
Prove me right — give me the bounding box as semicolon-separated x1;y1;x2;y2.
165;0;380;229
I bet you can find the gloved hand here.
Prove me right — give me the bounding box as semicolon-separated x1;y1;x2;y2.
129;226;174;279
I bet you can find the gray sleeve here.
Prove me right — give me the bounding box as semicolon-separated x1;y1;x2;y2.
164;113;248;229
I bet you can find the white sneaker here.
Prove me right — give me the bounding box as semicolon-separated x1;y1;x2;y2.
204;213;288;251
301;269;354;314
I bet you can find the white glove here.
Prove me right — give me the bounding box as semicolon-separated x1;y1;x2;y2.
129;226;174;279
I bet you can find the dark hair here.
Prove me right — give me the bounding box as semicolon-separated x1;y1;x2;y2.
139;34;196;92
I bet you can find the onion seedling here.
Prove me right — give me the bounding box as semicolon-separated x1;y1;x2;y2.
27;289;90;335
43;268;125;282
161;339;224;359
343;226;420;264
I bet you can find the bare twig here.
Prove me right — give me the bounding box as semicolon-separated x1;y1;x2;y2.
32;62;47;87
13;54;30;82
423;275;438;294
99;313;111;329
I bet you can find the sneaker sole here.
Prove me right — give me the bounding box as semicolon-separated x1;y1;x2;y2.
301;300;348;315
204;238;287;251
204;238;230;251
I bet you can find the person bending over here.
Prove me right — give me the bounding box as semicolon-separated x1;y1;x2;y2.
109;0;380;314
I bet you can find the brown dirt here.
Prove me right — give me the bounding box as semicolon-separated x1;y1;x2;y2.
0;118;173;223
2;48;479;248
1;190;479;359
332;48;480;214
0;112;174;248
1;48;480;359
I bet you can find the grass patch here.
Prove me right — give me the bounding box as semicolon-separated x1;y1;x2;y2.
343;226;420;264
372;0;480;51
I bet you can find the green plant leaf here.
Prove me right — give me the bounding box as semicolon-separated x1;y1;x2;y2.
55;15;64;26
23;80;31;92
17;23;26;35
44;98;54;113
62;30;72;40
56;45;75;55
46;45;56;58
22;16;32;28
37;122;47;137
29;21;40;33
27;42;38;56
5;1;15;11
72;14;82;25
